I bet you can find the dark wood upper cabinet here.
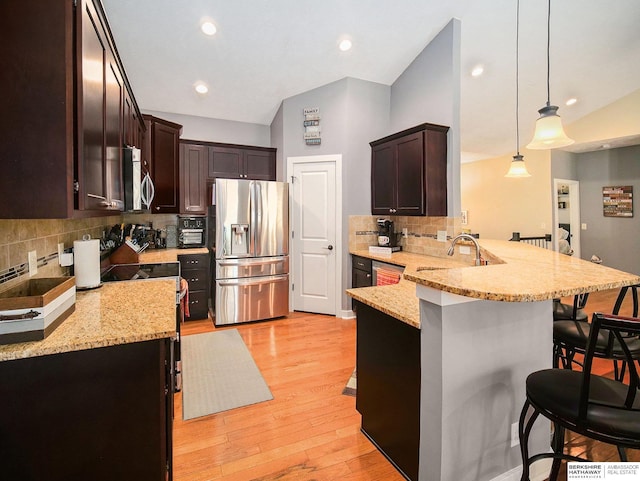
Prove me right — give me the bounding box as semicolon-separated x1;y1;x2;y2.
143;115;183;214
371;123;449;217
208;146;243;179
179;142;208;215
0;0;144;218
208;144;276;181
78;5;125;213
244;150;277;180
173;139;275;215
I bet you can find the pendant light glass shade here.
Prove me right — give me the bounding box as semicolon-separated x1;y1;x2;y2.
505;0;531;178
526;103;574;149
527;0;574;150
505;154;531;178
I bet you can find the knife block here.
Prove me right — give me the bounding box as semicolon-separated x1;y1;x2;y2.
108;244;140;265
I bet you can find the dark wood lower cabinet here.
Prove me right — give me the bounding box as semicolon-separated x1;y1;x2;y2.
351;255;373;310
0;339;173;481
179;253;210;320
355;301;421;481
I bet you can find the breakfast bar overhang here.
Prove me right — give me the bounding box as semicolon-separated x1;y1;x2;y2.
349;239;640;481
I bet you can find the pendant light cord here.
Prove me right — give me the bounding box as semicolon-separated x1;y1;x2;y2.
546;0;551;105
516;0;521;156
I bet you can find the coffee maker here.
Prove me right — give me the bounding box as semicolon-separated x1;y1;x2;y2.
377;219;398;248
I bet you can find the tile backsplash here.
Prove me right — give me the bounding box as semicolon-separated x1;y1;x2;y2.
0;216;121;294
0;214;184;294
349;215;462;258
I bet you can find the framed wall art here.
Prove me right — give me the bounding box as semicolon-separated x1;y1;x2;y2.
602;186;633;217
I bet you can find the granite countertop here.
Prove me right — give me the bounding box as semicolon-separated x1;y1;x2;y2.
347;240;640;329
406;239;640;301
0;279;177;362
140;247;210;264
347;250;469;328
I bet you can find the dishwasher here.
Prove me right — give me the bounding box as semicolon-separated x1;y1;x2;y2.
371;260;405;286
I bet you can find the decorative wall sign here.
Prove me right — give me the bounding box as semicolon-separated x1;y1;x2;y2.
602;186;633;217
303;107;321;145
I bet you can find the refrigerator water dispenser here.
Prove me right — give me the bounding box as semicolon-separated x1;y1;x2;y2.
231;224;249;255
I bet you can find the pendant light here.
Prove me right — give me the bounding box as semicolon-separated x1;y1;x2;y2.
506;0;531;178
526;0;574;149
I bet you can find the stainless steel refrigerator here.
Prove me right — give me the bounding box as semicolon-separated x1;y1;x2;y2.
214;179;289;325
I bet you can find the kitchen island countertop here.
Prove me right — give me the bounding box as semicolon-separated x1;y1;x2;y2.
348;240;640;329
348;250;469;328
0;279;177;362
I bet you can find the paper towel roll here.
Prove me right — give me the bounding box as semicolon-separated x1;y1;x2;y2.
74;236;101;289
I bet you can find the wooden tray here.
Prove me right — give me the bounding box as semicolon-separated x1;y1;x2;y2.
0;277;75;310
0;277;76;344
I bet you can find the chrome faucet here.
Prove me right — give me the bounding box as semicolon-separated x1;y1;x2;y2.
447;233;482;266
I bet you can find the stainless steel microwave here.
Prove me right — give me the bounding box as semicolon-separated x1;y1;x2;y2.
123;147;154;212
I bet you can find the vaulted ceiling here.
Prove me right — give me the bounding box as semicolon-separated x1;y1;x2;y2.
102;0;640;161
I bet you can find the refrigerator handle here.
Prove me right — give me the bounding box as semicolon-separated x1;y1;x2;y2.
249;181;257;256
222;225;227;256
254;182;263;255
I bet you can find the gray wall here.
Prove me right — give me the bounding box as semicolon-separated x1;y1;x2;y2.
143;109;271;146
275;77;390;312
270;103;285;181
390;19;461;217
343;78;391;215
271;19;462;313
550;149;578;181
576;145;640;274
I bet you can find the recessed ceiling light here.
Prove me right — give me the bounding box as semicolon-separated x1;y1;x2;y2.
201;21;217;36
471;65;484;77
339;39;352;51
194;82;209;94
565;97;577;106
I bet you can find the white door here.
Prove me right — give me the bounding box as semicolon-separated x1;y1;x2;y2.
289;157;339;315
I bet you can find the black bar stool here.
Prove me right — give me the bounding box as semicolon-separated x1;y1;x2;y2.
519;312;640;481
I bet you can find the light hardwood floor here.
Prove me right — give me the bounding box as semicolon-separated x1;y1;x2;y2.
175;311;404;481
173;289;638;481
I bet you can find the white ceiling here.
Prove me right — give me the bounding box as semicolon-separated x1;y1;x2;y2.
102;0;640;161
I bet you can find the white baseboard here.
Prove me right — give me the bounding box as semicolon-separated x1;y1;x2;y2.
339;309;356;319
489;459;552;481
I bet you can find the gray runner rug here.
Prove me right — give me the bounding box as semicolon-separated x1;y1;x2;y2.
182;329;273;420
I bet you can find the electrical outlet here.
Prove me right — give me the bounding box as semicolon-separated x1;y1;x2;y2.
58;242;64;258
581;223;587;230
459;245;471;255
437;230;447;242
402;228;408;238
28;250;38;276
511;422;519;447
540;222;546;229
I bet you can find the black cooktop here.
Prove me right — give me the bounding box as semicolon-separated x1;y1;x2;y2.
100;262;180;282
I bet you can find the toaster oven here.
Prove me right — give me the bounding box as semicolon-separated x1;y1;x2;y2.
177;216;206;248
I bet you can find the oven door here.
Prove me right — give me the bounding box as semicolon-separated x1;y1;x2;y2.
179;229;204;247
215;274;288;325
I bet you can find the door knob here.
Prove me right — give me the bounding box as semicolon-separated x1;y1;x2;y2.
324;245;334;250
